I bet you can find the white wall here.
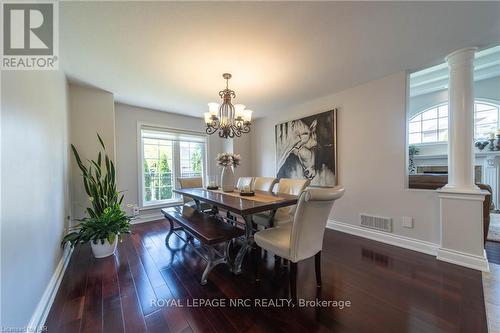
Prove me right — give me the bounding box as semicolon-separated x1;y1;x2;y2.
1;71;69;327
68;83;115;220
252;72;440;244
114;103;226;218
233;136;252;179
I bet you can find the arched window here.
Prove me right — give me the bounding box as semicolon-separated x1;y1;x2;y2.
408;101;500;144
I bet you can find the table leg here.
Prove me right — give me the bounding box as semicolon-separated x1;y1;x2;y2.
233;214;253;274
193;198;202;211
267;209;277;227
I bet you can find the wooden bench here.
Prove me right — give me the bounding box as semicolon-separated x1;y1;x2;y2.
161;206;245;285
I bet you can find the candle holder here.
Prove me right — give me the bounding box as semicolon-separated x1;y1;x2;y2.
489;138;496;151
206;175;219;190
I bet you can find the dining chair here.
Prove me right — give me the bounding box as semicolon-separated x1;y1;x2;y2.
177;177;212;211
254;187;345;301
236;177;254;191
253;177;278;192
252;178;310;228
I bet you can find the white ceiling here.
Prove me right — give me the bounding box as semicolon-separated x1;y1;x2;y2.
410;45;500;97
60;1;500;118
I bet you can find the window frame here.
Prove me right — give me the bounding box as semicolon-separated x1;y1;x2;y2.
408;99;500;146
137;122;208;209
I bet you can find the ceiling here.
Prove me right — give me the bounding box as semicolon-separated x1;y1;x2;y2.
60;1;500;118
410;45;500;97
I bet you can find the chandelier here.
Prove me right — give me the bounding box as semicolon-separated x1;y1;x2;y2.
204;73;253;139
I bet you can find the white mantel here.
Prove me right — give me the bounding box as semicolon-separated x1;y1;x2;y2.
413;151;500;209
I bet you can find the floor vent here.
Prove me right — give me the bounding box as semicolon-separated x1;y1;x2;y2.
360;214;392;232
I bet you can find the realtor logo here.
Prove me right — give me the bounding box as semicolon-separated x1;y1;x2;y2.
1;1;58;70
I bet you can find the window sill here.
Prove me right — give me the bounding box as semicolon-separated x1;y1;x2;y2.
140;200;183;211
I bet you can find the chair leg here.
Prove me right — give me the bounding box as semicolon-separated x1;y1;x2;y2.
315;251;322;288
274;255;281;270
290;262;297;303
255;245;261;283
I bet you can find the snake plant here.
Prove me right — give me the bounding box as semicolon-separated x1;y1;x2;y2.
62;133;131;246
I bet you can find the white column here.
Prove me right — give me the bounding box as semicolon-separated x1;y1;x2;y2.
437;47;489;272
444;47;478;192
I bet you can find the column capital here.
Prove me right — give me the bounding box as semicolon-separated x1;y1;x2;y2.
445;47;477;66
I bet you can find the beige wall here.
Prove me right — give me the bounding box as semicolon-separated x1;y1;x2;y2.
251;72;440;244
114;103;226;218
1;71;69;327
232;136;252;180
68;83;115;220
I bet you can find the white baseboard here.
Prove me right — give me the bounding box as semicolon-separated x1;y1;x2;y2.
27;245;74;331
131;212;164;224
327;219;491;272
327;219;439;256
437;248;490;272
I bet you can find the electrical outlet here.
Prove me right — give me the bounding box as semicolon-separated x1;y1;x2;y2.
133;205;140;216
402;216;413;228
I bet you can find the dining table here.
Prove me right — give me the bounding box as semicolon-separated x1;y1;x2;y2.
172;187;299;274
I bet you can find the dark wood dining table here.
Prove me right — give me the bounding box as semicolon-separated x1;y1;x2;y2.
173;187;299;273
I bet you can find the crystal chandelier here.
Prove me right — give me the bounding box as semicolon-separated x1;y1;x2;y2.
204;73;253;139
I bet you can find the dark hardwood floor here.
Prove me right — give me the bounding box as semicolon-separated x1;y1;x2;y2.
486;240;500;265
45;219;488;333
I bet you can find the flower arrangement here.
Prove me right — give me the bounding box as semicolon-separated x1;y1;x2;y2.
216;152;241;168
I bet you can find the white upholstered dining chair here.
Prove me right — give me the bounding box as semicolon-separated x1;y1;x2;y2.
177;177;212;211
254;187;345;301
252;178;310;227
252;177;278;192
236;177;254;191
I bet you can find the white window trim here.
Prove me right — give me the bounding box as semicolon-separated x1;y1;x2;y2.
137;121;208;209
409;99;500;146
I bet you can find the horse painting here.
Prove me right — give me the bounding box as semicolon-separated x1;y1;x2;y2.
275;110;337;186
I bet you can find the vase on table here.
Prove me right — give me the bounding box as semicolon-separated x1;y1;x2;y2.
221;166;235;192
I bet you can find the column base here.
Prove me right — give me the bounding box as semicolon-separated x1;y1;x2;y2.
437;189;488;272
437;248;489;272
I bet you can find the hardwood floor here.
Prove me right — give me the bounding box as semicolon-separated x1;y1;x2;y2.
45;219;488;333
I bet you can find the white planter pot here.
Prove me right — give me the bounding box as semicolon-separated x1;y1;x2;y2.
221;166;235;192
91;238;118;258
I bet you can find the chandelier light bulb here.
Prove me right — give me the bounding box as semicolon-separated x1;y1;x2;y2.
234;104;246;120
204;112;212;125
243;109;253;123
208;102;220;116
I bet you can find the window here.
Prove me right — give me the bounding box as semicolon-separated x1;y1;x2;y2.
408;101;500;144
140;126;206;207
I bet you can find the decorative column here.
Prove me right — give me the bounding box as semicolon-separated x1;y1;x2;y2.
437;47;489;271
483;155;500;209
444;47;478;191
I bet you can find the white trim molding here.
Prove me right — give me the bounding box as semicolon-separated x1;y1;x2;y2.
131;212;165;224
327;219;490;272
27;246;74;332
327;219;438;256
437;248;490;272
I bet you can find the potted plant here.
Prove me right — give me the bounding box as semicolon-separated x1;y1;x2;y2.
408;144;420;175
62;134;131;258
216;152;241;192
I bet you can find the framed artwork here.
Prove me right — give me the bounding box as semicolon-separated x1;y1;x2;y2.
275;109;337;186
